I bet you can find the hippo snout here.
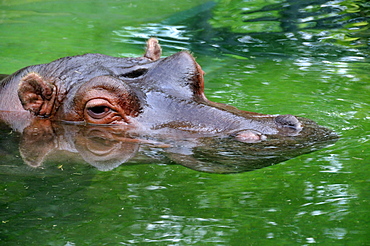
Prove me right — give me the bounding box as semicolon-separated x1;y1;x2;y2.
275;114;302;129
275;114;302;135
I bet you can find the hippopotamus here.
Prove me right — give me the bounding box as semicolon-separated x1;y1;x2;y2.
0;38;309;143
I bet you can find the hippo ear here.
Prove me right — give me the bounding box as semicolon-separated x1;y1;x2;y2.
18;72;56;117
144;38;162;61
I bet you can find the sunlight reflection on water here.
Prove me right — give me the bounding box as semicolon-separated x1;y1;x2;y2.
113;23;192;52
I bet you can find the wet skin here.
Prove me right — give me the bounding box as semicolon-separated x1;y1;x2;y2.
0;38;318;142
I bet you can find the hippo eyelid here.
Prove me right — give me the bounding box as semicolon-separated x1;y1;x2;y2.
120;68;148;78
87;105;112;119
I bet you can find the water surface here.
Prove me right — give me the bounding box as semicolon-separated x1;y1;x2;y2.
0;0;369;245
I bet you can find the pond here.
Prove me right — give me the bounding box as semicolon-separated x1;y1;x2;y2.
0;0;369;245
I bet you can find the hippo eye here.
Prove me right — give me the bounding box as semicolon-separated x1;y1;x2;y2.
87;105;111;119
85;99;115;120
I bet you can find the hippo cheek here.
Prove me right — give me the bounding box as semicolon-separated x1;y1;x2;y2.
62;76;141;125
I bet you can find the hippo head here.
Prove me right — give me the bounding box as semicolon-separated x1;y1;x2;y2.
3;38;323;142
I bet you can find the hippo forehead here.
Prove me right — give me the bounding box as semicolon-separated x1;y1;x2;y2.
47;51;204;102
34;53;156;90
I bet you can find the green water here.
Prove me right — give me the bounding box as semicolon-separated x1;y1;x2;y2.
1;0;369;245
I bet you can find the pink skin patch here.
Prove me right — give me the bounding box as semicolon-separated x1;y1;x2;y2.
234;130;267;143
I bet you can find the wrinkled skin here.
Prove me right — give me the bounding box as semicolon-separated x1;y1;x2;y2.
0;38;306;142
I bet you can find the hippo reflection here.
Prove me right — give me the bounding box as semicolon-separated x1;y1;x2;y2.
0;38;337;173
0;116;335;173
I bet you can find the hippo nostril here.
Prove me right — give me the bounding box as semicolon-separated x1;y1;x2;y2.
120;68;148;78
275;114;302;130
